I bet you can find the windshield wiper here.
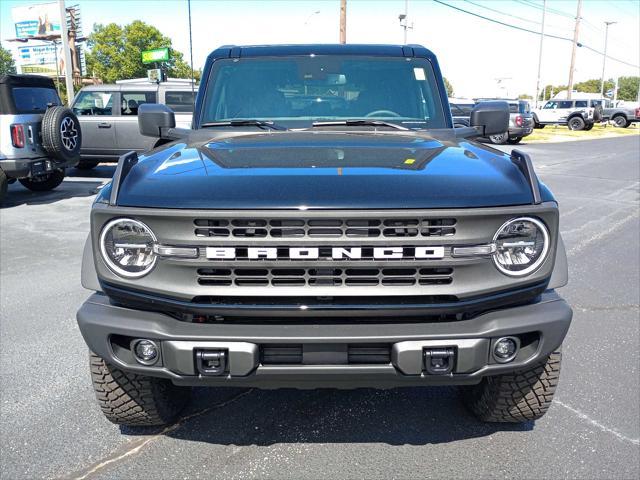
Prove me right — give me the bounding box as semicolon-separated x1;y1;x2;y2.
311;120;410;131
200;119;288;130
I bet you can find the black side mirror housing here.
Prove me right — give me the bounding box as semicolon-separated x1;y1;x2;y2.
470;101;510;137
138;103;176;137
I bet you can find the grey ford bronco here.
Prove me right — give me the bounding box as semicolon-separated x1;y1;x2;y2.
77;44;572;426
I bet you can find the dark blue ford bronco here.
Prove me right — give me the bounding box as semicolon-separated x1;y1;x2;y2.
77;44;572;426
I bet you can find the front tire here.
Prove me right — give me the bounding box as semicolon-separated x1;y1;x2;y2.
18;169;65;192
568;116;586;131
461;349;562;423
507;136;522;144
90;352;190;426
583;122;594;131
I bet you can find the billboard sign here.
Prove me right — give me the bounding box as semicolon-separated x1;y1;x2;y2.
12;2;61;38
15;43;63;76
142;48;170;64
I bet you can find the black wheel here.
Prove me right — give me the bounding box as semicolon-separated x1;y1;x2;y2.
41;106;82;163
0;169;8;204
532;115;544;129
90;352;190;426
18;169;65;192
583;122;594;131
568;116;586;131
507;136;522;144
461;349;562;423
612;115;629;128
593;104;604;123
489;132;509;145
76;160;99;170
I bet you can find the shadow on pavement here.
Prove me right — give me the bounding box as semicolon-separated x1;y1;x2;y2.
122;387;533;445
1;164;116;208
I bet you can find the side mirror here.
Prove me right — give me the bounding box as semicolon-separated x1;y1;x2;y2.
138;103;176;137
470;101;509;137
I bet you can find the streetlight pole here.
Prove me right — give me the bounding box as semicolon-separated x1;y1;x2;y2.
58;0;75;104
567;0;582;100
534;0;546;109
600;21;616;97
339;0;347;44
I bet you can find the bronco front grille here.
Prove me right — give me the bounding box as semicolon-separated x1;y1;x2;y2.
194;217;456;238
197;266;453;287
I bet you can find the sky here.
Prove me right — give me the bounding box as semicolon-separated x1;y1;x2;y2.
1;0;639;98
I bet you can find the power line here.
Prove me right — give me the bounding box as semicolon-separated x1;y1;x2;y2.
432;0;640;69
463;0;541;26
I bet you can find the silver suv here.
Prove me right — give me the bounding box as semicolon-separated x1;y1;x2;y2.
71;81;195;169
0;74;82;202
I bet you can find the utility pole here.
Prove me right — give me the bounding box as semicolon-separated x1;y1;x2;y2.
187;0;195;109
600;21;616;97
58;0;75;104
567;0;582;100
339;0;347;44
534;0;546;108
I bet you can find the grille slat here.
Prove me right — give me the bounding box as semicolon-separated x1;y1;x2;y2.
196;267;453;287
195;217;456;238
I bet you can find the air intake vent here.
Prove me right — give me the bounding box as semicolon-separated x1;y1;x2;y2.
194;217;456;238
261;345;303;364
347;344;391;364
197;267;453;287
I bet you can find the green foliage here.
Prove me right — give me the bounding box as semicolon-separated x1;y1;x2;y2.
617;76;639;102
518;93;533;100
443;77;454;97
573;78;615;94
86;20;197;83
0;43;17;75
539;77;638;102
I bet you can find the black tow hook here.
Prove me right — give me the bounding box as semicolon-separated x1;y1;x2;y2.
423;348;455;375
196;350;227;376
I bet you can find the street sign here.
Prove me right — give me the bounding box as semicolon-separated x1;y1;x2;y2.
141;48;170;64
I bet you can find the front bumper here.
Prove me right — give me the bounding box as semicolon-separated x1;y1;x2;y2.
0;156;76;179
77;291;572;389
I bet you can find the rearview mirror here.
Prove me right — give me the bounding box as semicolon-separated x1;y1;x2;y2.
139;103;176;137
470;101;509;137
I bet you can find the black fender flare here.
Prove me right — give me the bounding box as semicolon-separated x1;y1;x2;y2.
549;234;568;289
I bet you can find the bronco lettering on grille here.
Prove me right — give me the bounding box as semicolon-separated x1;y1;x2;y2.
205;246;445;260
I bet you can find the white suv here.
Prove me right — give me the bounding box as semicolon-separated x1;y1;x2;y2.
532;98;602;131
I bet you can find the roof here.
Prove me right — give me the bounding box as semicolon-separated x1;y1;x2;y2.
207;43;436;61
0;74;56;88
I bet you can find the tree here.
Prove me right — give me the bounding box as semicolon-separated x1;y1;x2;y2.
86;21;196;83
617;76;639;102
443;77;454;97
518;93;533;100
0;43;16;75
574;78;614;95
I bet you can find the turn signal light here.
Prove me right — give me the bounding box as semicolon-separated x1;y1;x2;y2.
10;124;25;148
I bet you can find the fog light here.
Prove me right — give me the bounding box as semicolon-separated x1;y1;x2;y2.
133;339;159;365
493;337;518;363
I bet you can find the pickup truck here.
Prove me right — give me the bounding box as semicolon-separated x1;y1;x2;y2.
602;102;640;128
77;44;572;427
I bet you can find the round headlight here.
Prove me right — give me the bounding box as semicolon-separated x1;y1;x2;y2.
100;218;157;278
492;217;549;276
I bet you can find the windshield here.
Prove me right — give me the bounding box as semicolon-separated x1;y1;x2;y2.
200;56;446;128
12;87;61;113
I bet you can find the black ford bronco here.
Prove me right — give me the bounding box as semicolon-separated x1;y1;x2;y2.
77;44;572;426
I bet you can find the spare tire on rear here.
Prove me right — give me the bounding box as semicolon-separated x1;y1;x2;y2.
41;106;82;163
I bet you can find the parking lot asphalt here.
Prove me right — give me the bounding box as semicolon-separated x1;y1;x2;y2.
1;135;639;479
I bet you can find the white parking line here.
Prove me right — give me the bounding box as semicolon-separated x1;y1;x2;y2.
554;399;640;446
567;210;639;257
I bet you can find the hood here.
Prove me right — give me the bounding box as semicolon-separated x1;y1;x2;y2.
114;131;552;209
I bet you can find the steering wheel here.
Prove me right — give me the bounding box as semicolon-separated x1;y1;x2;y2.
365;110;401;118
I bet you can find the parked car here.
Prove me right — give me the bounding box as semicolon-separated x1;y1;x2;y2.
450;98;533;144
476;98;534;144
78;44;571;427
71;81;195;168
0;74;82;202
532;98;603;131
602;101;640;128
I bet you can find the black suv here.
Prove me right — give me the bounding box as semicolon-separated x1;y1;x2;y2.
77;45;571;427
